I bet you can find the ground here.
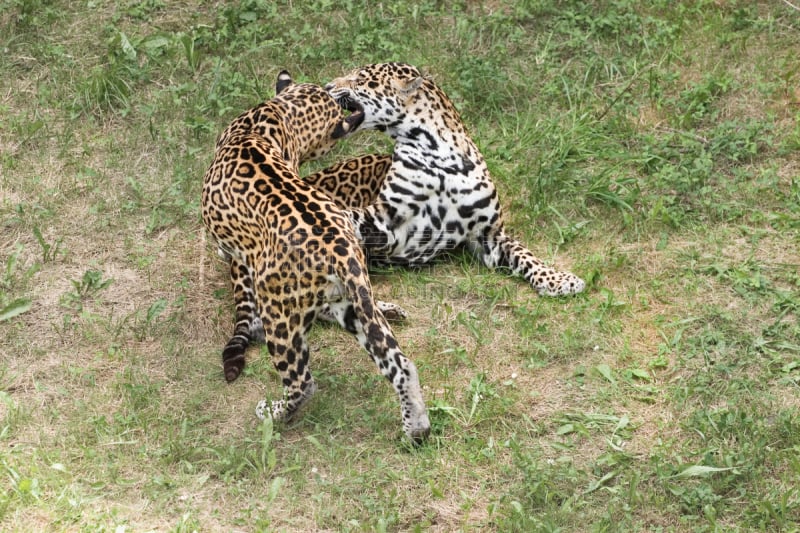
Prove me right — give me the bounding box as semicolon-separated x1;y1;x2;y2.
1;1;799;531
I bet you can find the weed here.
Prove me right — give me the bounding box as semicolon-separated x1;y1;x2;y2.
0;245;37;323
208;418;281;481
0;298;31;323
60;270;113;312
72;62;136;118
32;226;63;264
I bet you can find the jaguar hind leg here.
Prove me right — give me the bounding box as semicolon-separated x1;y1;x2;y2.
255;314;318;423
477;227;585;296
318;300;408;323
373;301;409;321
256;379;317;423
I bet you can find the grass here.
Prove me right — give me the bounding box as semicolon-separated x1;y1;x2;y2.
1;0;799;530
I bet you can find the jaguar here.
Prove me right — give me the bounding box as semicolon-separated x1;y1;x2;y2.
321;62;586;297
201;70;430;442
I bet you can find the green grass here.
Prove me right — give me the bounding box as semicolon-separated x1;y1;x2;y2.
2;0;799;530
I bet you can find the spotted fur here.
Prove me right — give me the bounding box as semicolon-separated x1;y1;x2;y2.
201;71;429;441
323;63;585;296
303;153;390;209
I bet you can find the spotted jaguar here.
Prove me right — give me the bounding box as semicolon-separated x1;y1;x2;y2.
322;62;585;296
201;71;430;442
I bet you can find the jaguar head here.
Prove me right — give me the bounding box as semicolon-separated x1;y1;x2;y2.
274;70;365;162
325;62;425;134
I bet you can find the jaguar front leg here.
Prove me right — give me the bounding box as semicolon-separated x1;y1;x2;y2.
327;294;430;444
303;154;392;209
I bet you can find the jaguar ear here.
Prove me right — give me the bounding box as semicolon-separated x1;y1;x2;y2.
275;70;293;94
331;107;365;139
396;76;423;99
